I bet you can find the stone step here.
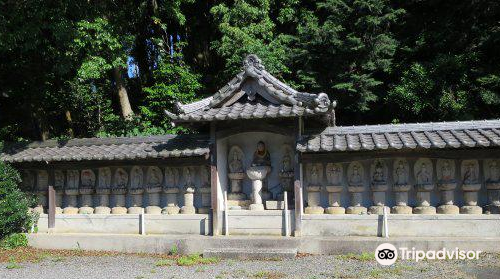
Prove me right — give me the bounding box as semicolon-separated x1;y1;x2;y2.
203;247;297;260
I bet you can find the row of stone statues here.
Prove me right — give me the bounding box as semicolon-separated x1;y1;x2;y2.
22;166;211;215
304;158;500;215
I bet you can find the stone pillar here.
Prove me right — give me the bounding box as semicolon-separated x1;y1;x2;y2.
95;188;111;214
305;186;324;214
181;187;196;214
227;172;246;200
146;187;162;214
128;188;144;214
111;188;127;214
325;185;344;214
437;182;459;214
369;183;389;214
79;187;94;214
413;184;436;214
198;186;211;214
63;189;79;214
53;170;65;214
346;185;367;214
34;170;49;214
246;166;270;211
392;184;412;214
461;183;482;214
486;182;500;214
162;187;180;214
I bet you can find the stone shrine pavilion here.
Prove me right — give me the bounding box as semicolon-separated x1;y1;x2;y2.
2;55;500;238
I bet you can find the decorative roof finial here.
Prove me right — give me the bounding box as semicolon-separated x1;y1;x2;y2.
243;54;265;71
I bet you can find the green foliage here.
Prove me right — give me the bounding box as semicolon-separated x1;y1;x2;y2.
0;161;36;239
0;233;28;250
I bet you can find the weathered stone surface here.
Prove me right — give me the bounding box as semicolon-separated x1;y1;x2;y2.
305;206;324;214
63;207;79;214
79;207;94;214
94;206;111;214
111;207;127;214
145;206;162;215
460;206;483;214
325;207;345;214
413;206;436;214
368;205;389;215
266;200;284;210
162;206;180;215
437;204;460;214
391;205;412;214
128;207;144;214
346;206;367;215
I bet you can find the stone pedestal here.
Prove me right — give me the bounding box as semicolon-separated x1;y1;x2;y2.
346;185;367;214
162;187;180;214
325;185;344;214
305;186;324;214
146;187;162;214
128;188;144;214
413;184;436;214
278;171;295;205
392;184;412;214
437;182;459;214
181;187;196;214
486;182;500;214
54;191;63;214
369;183;388;214
198;186;211;214
111;188;127;214
227;172;249;210
63;189;79;214
95;189;111;214
246;166;270;211
78;187;94;214
34;191;47;214
460;183;482;214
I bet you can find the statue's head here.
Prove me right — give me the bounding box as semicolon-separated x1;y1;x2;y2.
257;141;265;152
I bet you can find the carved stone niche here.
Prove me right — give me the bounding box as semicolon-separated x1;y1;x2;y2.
436;159;459;214
53;170;65;214
95;167;112;214
325;163;345;214
346;161;367;214
391;158;412;214
277;145;294;206
34;170;49;214
64;170;80;214
460;160;482;214
484;159;500;214
198;165;211;214
145;166;163;214
181;166;196;214
79;169;95;214
369;159;389;215
227;145;246;202
413;158;436;214
128;166;145;214
304;163;324;214
111;168;128;214
162;167;180;214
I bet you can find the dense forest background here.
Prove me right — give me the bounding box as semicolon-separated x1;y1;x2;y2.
0;0;499;142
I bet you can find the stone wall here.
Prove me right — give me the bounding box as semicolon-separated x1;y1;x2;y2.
20;164;211;215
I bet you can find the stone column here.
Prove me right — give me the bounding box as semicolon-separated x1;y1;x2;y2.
128;166;144;214
392;184;412;214
227;172;246;200
181;187;196;214
198;186;211;214
95;188;111;214
246;166;270;211
486;182;500;214
79;187;94;214
53;170;65;214
346;185;367;214
369;160;389;215
146;187;162;214
63;170;80;214
34;170;48;214
111;188;127;214
460;160;482;214
162;187;180;214
436;159;459;214
413;184;436;214
325;185;344;214
305;186;324;214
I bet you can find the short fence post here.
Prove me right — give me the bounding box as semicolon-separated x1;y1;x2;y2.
139;208;146;235
223;191;229;236
284;191;289;236
382;206;389;238
48;186;55;232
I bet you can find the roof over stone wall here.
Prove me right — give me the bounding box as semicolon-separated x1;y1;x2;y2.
0;135;210;163
297;119;500;153
166;54;335;123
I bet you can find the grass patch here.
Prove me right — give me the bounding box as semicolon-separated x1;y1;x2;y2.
154;259;174;267
369;265;414;278
253;271;286;279
337;252;375;261
5;257;22;269
176;254;219;266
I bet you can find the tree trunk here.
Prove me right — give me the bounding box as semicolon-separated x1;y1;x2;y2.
65;110;74;137
112;67;133;119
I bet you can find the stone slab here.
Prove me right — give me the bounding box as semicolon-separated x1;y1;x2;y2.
203;247;297;259
265;200;284;210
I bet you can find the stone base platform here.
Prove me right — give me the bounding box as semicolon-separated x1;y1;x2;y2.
227;200;251;210
28;233;500;255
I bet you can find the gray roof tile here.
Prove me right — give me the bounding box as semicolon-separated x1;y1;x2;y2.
1;135;209;164
297;119;500;153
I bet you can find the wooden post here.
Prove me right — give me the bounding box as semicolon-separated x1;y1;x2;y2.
284;191;289;237
294;181;303;237
210;122;221;236
48;186;55;230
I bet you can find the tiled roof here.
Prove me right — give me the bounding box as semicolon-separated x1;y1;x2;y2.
171;102;321;122
1;135;210;163
166;54;334;123
297;119;500;153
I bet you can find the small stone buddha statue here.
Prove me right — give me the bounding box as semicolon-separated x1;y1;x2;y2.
349;165;362;185
372;162;385;184
251;141;271;167
394;161;407;185
416;163;431;185
490;161;500;182
229;152;243;173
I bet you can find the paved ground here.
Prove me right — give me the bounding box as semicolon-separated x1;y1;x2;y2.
1;250;500;279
